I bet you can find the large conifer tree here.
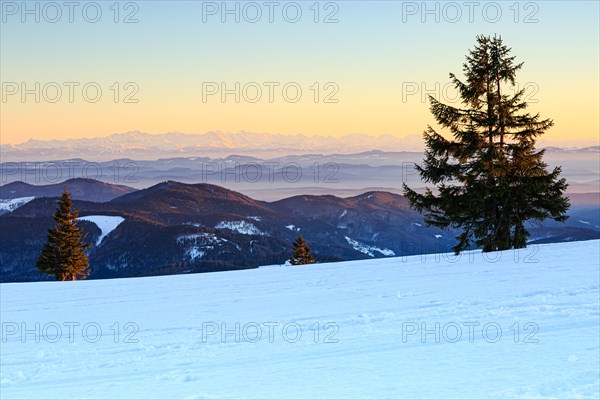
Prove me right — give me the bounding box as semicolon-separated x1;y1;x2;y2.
37;187;91;280
403;35;569;254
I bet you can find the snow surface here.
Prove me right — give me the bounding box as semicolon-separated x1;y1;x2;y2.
345;236;396;257
182;222;203;228
215;220;264;235
177;233;231;261
0;196;35;212
1;240;599;399
76;215;125;245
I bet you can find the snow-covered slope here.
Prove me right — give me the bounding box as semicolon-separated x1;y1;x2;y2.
1;240;598;399
0;196;35;213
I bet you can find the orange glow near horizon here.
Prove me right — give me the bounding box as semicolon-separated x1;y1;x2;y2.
1;2;598;148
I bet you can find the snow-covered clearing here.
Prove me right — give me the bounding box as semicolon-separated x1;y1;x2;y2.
177;233;232;261
345;236;396;257
76;215;125;245
1;240;598;399
215;220;264;235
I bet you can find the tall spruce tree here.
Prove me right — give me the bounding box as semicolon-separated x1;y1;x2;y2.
403;35;569;254
290;234;316;265
37;187;91;281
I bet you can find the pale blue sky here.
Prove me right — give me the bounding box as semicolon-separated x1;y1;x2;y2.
1;1;598;145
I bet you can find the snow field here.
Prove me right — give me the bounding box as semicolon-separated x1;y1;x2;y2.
1;240;598;399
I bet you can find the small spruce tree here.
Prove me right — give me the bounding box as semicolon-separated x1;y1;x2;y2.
37;187;91;281
290;234;316;265
403;35;570;254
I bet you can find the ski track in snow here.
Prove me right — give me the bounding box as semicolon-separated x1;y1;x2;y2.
1;240;599;399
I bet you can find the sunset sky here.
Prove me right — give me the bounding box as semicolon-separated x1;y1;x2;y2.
1;1;598;147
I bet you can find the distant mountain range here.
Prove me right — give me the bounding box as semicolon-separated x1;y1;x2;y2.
0;131;428;161
2;148;598;196
4;131;597;161
0;179;598;283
